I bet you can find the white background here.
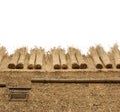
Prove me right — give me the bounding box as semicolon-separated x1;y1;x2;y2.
0;0;120;54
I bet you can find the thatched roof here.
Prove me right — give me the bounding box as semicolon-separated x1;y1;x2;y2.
0;45;120;70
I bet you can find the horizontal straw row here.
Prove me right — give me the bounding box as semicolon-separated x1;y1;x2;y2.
5;44;120;69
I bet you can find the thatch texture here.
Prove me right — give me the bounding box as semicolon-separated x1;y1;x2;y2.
4;44;120;70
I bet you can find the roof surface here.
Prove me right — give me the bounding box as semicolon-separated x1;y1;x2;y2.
0;45;120;71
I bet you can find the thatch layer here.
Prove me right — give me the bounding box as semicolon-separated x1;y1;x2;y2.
1;44;120;70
